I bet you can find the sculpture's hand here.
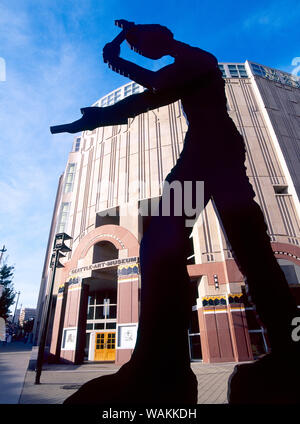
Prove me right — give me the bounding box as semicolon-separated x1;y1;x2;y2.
114;19;135;31
50;107;105;134
103;42;121;64
103;20;135;64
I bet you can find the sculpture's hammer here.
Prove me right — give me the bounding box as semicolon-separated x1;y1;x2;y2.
103;19;135;63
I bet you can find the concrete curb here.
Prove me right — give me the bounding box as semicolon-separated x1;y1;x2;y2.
27;346;38;370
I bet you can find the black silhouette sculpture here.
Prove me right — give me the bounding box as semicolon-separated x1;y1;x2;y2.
51;20;300;404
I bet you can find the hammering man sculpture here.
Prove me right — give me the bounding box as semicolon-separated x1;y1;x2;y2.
51;20;300;404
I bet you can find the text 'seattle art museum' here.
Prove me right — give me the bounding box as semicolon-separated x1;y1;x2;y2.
34;61;300;365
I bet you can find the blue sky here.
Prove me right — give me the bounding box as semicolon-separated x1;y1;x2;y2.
0;0;299;310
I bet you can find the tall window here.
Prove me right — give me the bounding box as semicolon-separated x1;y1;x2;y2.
107;93;115;105
101;97;108;107
57;202;71;233
114;89;121;102
74;138;81;152
64;163;76;193
227;64;248;78
86;290;117;331
218;64;226;78
124;84;132;97
132;82;140;93
237;64;248;77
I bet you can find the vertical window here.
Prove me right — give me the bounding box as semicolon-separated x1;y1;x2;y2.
227;64;248;78
64;163;76;193
101;97;108;107
57;202;71;233
218;64;226;78
251;63;265;77
74;138;81;152
86;290;117;330
228;64;239;77
107;93;114;105
290;75;300;88
114;89;122;103
124;84;132;97
237;64;248;78
132;82;140;93
103;298;110;317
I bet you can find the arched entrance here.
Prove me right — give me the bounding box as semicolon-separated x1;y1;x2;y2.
50;225;140;365
85;240;119;362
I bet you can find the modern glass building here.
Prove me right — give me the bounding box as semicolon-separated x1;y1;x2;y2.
34;61;300;365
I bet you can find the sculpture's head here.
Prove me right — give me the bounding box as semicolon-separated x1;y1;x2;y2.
125;24;174;59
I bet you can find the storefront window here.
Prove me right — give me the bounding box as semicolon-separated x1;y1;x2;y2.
87;306;94;320
84;333;90;359
189;309;200;334
94;323;105;330
106;322;117;329
189;334;202;361
95;306;104;319
108;305;117;319
249;331;267;358
86;290;117;329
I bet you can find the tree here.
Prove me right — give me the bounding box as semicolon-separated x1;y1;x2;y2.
0;263;15;320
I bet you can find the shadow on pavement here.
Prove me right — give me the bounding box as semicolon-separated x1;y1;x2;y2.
0;341;33;353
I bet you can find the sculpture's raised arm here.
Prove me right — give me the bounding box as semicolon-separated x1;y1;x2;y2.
50;19;218;135
50;87;185;134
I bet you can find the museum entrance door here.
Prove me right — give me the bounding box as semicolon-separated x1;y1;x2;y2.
94;332;116;361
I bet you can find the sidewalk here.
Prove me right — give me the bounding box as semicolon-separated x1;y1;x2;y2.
19;360;236;404
0;341;33;404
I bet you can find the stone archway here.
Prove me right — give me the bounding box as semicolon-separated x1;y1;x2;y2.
62;224;140;280
272;242;300;266
51;224;140;365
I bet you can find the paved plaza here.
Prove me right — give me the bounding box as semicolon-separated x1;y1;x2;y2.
0;342;237;405
18;360;236;404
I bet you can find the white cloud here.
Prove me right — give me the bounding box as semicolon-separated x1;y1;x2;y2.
243;2;300;32
0;6;31;48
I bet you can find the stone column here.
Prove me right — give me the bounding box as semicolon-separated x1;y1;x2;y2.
198;295;235;362
227;294;253;362
115;262;140;365
49;282;69;362
60;277;89;364
198;293;253;363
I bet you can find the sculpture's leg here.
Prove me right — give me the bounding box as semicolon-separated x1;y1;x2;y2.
212;167;300;403
64;180;202;404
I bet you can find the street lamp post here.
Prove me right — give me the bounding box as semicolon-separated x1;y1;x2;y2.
12;291;21;324
0;245;7;266
35;232;72;384
0;245;7;300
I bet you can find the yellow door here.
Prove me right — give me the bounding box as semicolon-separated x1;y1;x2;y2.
94;332;116;361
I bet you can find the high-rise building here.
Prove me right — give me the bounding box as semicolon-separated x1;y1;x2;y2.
13;308;21;324
19;307;36;327
34;61;300;365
